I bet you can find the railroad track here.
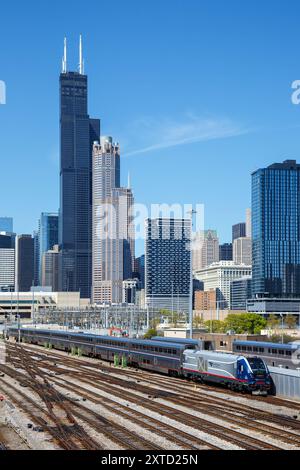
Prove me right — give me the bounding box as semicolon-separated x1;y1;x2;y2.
1;352;167;450
22;350;300;446
4;342;299;450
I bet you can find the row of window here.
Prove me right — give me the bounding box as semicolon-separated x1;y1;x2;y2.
235;344;292;356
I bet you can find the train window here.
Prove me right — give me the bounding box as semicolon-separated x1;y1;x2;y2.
253;347;258;352
268;349;271;353
159;348;163;353
272;349;278;354
236;345;241;351
286;351;292;356
279;350;284;355
259;348;264;353
242;346;247;351
247;347;252;351
173;349;177;355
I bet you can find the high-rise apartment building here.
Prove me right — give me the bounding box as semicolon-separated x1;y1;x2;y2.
0;232;15;291
59;37;100;298
145;218;191;313
252;160;300;297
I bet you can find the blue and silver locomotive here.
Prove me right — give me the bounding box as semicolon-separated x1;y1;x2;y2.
182;350;272;395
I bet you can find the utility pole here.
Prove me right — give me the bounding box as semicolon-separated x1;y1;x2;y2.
187;209;197;339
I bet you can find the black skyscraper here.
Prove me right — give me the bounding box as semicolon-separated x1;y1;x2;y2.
59;39;100;298
232;223;246;242
15;235;34;292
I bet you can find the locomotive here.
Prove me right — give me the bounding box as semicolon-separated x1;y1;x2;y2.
5;327;272;395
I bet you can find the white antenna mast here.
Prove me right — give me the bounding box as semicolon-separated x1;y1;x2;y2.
62;37;67;73
79;34;84;74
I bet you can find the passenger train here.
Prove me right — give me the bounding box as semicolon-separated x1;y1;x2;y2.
6;328;272;395
233;340;300;370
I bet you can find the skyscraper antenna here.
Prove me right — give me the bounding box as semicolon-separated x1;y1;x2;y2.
62;37;67;73
79;34;84;74
128;172;131;189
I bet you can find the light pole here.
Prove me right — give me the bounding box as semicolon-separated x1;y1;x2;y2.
279;313;284;344
187;209;196;339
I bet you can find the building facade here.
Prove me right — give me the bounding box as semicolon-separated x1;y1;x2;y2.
38;212;59;284
59;48;100;299
145;218;191;313
42;245;59;291
192;230;219;271
233;237;252;266
0;217;13;233
252;160;300;298
195;261;252;309
15;235;34;292
230;276;252;311
232;222;246;242
92;138;134;304
194;289;217;311
219;243;233;261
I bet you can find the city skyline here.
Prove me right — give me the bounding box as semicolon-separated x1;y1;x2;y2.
2;1;300;254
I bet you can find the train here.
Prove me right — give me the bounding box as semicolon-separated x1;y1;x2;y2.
5;327;272;395
232;340;300;370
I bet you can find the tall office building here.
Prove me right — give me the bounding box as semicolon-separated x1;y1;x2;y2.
134;255;145;289
42;245;59;291
59;37;100;298
15;235;34;292
0;217;13;233
192;230;219;271
145;218;191;313
252;160;300;297
38;213;59;284
0;232;15;291
232;222;246;242
219;243;233;261
92;138;134;304
233;237;252;266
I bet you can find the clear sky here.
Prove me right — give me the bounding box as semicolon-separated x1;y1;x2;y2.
1;0;300;255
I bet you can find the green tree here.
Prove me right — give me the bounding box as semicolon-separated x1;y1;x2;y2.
224;313;267;335
270;334;294;344
267;315;280;330
204;320;226;333
144;328;159;340
285;315;297;330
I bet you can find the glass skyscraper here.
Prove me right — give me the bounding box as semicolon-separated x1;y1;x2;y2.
59;66;100;298
38;213;59;285
0;217;13;233
252;160;300;298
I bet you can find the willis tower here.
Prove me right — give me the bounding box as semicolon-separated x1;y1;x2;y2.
59;37;100;298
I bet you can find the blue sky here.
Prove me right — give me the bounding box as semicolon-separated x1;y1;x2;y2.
1;0;300;255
